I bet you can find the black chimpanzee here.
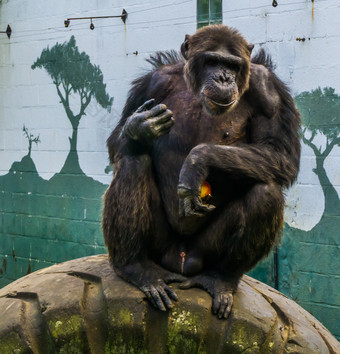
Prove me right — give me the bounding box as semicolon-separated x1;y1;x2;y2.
102;25;300;318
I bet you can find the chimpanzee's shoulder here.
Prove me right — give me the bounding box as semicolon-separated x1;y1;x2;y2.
121;52;184;121
149;62;184;92
247;63;282;118
146;51;186;101
250;48;295;110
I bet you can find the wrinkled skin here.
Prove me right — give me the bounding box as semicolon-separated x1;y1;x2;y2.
103;25;300;318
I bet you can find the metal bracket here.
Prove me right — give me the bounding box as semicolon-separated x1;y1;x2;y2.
0;25;12;39
64;9;127;29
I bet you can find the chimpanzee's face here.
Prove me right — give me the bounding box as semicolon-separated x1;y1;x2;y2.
197;50;242;115
181;27;252;116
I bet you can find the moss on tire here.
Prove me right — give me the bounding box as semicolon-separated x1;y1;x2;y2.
0;255;339;353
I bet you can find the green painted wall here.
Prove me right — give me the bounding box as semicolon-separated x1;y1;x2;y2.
249;87;340;340
0;36;112;287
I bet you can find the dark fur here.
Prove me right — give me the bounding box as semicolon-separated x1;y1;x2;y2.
103;24;300;315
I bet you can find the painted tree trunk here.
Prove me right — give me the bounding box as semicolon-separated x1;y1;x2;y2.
60;126;83;175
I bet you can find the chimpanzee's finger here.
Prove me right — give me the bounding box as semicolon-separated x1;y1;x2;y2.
159;117;175;129
223;294;233;319
164;285;179;301
179;279;196;289
195;203;216;213
156;120;175;136
218;294;228;319
184;197;194;216
144;289;158;308
183;197;211;217
151;110;174;125
149;286;167;311
147;114;174;132
193;196;216;213
157;286;174;309
136;99;155;113
147;104;168;118
212;294;221;315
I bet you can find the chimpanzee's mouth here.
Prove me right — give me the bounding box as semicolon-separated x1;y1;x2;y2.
207;97;237;107
204;95;237;108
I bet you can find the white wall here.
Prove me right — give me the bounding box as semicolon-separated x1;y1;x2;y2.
0;0;196;183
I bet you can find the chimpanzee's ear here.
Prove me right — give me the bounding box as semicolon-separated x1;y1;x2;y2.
247;43;254;54
181;34;190;60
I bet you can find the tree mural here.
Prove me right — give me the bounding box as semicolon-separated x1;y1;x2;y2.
295;87;340;217
0;37;113;287
249;87;340;340
31;36;113;174
22;125;41;157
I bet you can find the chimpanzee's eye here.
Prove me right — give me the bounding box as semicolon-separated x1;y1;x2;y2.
205;58;217;67
227;63;240;73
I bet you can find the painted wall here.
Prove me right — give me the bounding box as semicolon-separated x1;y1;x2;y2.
0;0;339;340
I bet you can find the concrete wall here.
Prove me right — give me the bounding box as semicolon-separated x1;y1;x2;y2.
0;0;339;339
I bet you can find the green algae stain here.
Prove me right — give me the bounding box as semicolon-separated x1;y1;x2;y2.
167;310;203;354
224;321;262;353
49;315;88;352
50;316;82;338
0;332;27;354
104;309;147;353
118;309;134;326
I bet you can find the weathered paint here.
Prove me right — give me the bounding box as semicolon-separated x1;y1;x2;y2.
0;0;339;340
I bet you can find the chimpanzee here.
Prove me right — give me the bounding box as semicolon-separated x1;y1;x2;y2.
102;24;300;318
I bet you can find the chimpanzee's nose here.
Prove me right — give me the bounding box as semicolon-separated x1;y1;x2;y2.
217;72;232;85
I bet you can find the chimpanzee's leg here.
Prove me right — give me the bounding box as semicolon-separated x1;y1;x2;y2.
102;154;184;311
180;182;284;318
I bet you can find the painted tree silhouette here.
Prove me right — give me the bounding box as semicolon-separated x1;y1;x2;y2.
31;36;113;174
295;87;340;216
23;125;41;157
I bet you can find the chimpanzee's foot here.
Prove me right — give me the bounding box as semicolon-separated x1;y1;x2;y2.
114;260;186;312
179;273;239;319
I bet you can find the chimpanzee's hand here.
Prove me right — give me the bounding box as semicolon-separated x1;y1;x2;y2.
178;144;215;218
178;186;215;218
114;261;185;312
122;99;174;144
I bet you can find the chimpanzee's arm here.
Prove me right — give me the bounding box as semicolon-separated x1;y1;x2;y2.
103;66;180;312
107;67;175;164
107;99;174;164
178;68;300;217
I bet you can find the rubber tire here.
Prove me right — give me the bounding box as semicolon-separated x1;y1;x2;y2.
0;255;339;353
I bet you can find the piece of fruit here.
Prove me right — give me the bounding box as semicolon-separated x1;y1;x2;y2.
200;181;212;199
